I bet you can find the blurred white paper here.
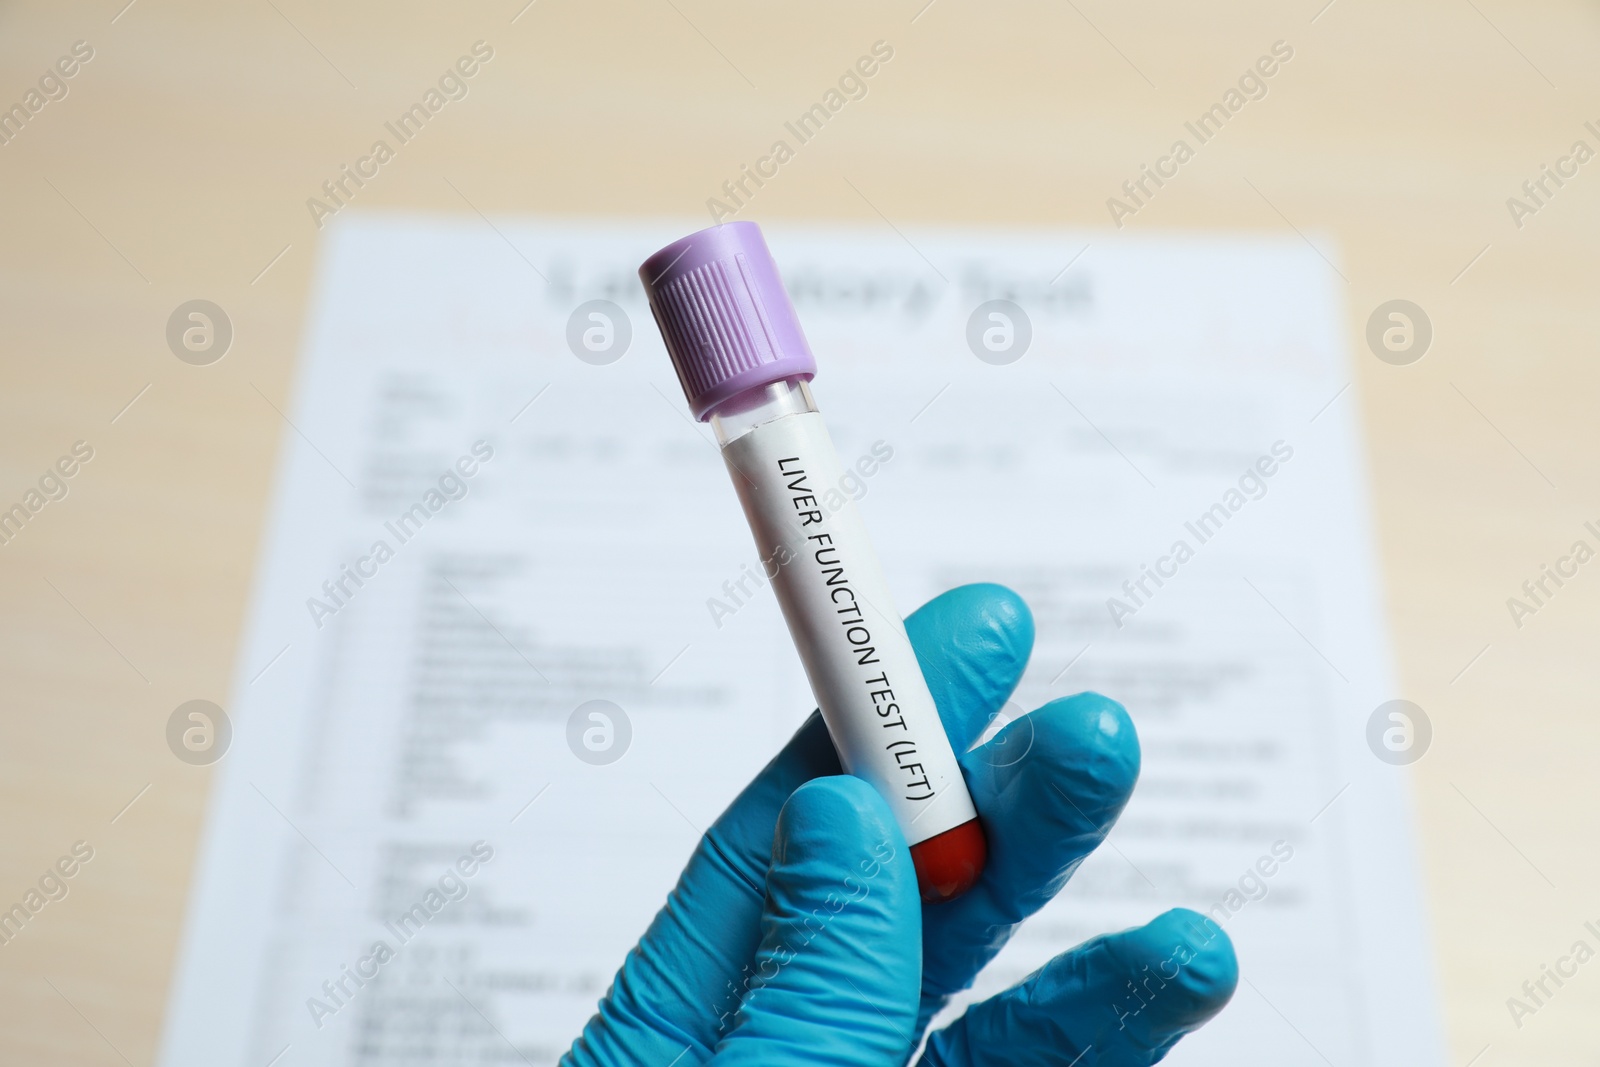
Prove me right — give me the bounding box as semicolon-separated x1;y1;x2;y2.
159;216;1445;1066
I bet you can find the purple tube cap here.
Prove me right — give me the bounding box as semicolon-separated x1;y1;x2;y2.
638;221;816;421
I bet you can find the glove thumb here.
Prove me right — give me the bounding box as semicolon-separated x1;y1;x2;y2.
708;776;923;1066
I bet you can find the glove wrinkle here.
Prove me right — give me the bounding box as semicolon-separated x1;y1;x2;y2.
907;584;1035;752
700;825;768;901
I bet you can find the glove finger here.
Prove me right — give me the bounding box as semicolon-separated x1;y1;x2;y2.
906;582;1036;751
709;776;922;1067
919;693;1140;1029
564;586;1032;1063
918;908;1238;1067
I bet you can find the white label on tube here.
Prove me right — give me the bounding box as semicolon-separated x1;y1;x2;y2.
723;411;977;847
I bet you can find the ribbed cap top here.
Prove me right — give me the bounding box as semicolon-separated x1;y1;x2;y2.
638;222;816;420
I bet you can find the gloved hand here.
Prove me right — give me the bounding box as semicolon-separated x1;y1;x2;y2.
562;584;1238;1066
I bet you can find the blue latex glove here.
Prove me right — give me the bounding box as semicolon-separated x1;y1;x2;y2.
562;584;1238;1066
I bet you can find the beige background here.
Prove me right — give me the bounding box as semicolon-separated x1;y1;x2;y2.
1;0;1597;1063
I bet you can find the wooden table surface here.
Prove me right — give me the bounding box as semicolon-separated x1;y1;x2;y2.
2;1;1596;1063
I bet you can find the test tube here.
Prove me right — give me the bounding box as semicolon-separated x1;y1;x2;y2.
638;221;986;903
